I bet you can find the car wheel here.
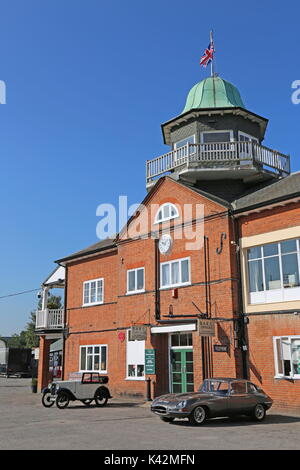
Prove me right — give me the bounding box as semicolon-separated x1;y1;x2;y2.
56;391;70;409
81;399;93;406
189;406;207;426
252;404;266;422
160;417;175;423
42;391;54;408
94;390;108;407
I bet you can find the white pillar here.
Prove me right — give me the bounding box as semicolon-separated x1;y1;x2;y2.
41;286;50;311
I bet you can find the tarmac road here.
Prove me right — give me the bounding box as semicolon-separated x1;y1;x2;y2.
1;377;300;450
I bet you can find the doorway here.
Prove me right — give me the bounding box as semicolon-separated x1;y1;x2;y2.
169;333;194;393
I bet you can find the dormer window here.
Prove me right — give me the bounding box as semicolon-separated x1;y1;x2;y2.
154;203;179;224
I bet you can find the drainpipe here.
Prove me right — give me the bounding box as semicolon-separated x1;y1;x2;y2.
62;265;68;381
155;239;160;321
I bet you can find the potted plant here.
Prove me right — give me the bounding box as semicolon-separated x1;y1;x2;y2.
31;378;38;393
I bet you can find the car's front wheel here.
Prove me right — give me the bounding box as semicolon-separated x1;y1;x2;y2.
252;404;266;422
56;391;70;409
42;391;54;408
189;406;207;426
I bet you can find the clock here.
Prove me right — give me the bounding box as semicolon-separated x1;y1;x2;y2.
158;234;173;254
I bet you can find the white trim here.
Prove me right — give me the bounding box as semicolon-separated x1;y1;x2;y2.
82;277;104;306
79;344;108;374
200;129;234;144
273;335;300;380
160;257;191;289
126;267;145;295
154;203;180;225
151;324;196;334
174;134;195;149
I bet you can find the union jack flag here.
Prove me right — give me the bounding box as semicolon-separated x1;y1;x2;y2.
200;40;214;68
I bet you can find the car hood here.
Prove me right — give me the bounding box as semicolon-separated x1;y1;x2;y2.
153;392;217;403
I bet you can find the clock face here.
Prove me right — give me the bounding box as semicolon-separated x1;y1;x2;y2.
159;234;172;254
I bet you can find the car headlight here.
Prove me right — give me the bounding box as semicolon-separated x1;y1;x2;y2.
176;400;187;409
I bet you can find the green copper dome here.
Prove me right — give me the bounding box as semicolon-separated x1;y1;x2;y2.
182;76;245;114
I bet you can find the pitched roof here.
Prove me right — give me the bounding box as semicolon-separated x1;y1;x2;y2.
56;237;116;264
232;172;300;212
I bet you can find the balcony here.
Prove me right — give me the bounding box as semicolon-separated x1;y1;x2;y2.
146;141;290;187
35;309;64;331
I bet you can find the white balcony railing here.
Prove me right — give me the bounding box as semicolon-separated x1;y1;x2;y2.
35;309;64;330
146;141;290;184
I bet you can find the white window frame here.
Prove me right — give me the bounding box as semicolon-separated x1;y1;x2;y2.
200;129;234;143
246;238;300;305
126;330;145;381
160;257;191;289
174;134;195;150
82;277;104;306
126;267;145;295
79;344;108;373
154;203;179;225
238;131;259;143
273;336;300;379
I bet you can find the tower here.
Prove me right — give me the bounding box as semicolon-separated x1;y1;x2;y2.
146;76;290;198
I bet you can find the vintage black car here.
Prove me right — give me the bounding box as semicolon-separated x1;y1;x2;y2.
42;372;112;409
151;378;273;425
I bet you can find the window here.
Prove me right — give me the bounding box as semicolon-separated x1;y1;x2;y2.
127;268;145;294
126;331;145;380
154;203;179;224
247;238;300;304
230;381;247;394
201;130;233;143
238;131;259;143
174;135;195;150
80;345;107;373
273;336;300;379
161;257;190;288
83;278;104;306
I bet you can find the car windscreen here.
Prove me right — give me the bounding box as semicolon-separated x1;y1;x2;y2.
200;380;229;395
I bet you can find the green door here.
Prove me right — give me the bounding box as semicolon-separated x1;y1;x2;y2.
171;349;194;393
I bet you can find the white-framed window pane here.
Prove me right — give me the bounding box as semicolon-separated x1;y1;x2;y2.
137;365;144;377
80;348;86;370
94;355;100;371
248;260;264;292
128;271;135;291
84;284;90;304
96;280;103;302
162;264;170;286
137;269;144;290
264;257;281;290
291;339;300;375
171;262;180;284
281;240;297;254
101;347;107;371
181;259;189;283
248;246;261;260
282;254;299;288
202;132;231;143
128;365;136;377
275;338;283;375
163;205;169;219
87;355;93;371
263;243;278;257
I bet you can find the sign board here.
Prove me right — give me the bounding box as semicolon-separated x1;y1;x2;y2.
130;325;147;341
213;344;229;353
34;348;39;360
198;319;215;337
145;349;156;374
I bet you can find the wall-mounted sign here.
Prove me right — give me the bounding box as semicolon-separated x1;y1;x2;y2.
145;349;156;374
198;319;215;337
130;325;147;341
213;344;229;353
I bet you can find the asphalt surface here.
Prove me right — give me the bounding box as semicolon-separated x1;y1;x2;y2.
1;377;300;450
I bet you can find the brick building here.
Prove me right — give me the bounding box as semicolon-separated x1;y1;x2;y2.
36;75;300;411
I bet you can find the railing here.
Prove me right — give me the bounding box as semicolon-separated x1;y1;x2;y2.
35;309;64;330
146;141;290;184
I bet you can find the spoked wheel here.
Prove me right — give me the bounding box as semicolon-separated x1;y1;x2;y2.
94;390;108;407
42;391;55;408
56;391;70;409
81;399;94;406
160;417;175;423
252;404;266;422
189;406;207;426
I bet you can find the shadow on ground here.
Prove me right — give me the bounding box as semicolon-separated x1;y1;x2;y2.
168;414;300;428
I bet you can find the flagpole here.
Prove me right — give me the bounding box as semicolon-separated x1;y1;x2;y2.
210;30;214;77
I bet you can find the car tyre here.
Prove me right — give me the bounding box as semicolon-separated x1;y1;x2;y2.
56;391;70;409
160;417;175;423
94;390;108;407
252;404;266;422
189;406;207;426
42;391;54;408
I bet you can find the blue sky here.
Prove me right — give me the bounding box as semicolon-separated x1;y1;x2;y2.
1;0;300;335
